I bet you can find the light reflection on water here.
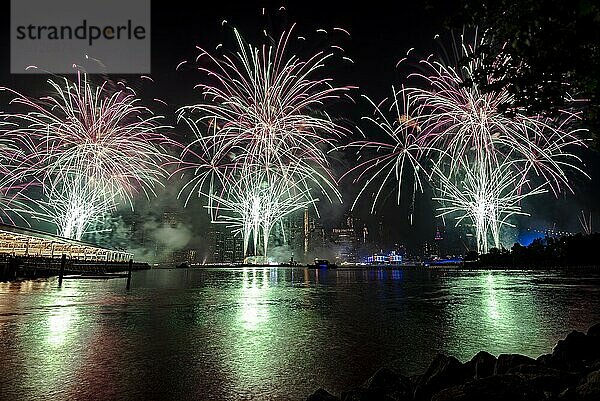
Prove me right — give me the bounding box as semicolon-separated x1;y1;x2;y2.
1;267;600;401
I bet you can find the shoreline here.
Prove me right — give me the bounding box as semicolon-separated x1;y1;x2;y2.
172;263;600;271
307;323;600;401
7;261;597;281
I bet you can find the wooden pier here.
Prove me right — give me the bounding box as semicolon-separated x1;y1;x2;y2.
1;254;149;281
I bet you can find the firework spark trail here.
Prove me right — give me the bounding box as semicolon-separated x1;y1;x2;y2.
579;211;593;235
178;25;351;259
408;36;587;251
205;164;318;258
346;34;587;253
433;157;547;254
0;120;43;225
48;179;115;239
408;40;586;192
341;87;435;215
178;26;351;174
2;72;173;240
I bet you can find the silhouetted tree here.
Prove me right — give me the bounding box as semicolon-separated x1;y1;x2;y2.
474;233;600;267
431;0;600;145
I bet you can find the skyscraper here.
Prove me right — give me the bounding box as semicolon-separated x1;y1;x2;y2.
207;224;244;264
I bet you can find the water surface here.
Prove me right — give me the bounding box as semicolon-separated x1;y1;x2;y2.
1;267;599;400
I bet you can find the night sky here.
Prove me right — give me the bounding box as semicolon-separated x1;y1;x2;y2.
0;0;597;253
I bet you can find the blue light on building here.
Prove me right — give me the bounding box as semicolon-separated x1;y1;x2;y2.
366;251;403;265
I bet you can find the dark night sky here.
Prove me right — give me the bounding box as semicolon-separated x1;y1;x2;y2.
0;0;597;252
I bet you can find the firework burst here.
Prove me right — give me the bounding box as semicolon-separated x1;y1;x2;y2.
347;33;587;253
433;156;546;253
206;164;317;259
2;72;173;239
579;210;593;236
178;24;352;259
341;87;432;215
0;116;46;225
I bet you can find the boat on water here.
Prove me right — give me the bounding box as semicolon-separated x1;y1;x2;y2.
312;259;337;269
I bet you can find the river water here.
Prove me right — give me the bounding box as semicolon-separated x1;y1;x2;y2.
1;267;600;401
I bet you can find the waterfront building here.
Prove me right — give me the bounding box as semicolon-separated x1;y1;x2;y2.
207;225;244;264
366;251;403;265
331;227;356;263
422;241;440;259
172;248;198;265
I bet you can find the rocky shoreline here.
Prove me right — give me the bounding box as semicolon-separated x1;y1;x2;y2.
307;323;600;401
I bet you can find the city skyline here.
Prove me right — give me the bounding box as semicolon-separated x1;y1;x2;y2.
0;1;596;263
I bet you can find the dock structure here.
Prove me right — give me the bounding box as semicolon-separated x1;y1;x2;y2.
0;222;133;262
0;223;146;280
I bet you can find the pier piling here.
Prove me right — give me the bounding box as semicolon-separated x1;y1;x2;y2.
126;259;133;290
58;254;66;287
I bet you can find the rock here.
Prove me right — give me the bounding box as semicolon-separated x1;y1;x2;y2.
365;367;404;390
467;351;496;380
506;363;578;395
557;386;576;400
430;386;465;401
362;367;413;400
552;331;599;370
308;388;340;401
409;375;421;387
494;354;537;375
536;353;553;367
575;369;600;401
431;374;546;401
339;368;414;401
341;388;394;401
588;360;600;372
309;325;600;401
414;354;470;401
587;323;600;337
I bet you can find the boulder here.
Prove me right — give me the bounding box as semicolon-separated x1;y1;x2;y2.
575;369;600;401
467;351;496;380
409;375;421;387
552;331;599;370
363;367;413;401
308;324;600;401
536;353;553;367
494;354;537;375
587;323;600;337
341;388;394;401
587;334;600;365
557;386;576;400
506;363;578;395
431;374;545;401
308;388;340;401
414;354;470;401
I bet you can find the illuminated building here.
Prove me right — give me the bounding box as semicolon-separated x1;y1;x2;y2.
172;249;198;265
366;251;403;265
208;225;244;264
422;241;440;259
331;227;356;262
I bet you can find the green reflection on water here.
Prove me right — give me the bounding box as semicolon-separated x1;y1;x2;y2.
46;287;80;347
442;271;544;359
485;273;502;321
5;268;596;401
479;272;518;345
15;282;90;396
47;306;75;346
223;267;288;397
240;267;271;330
